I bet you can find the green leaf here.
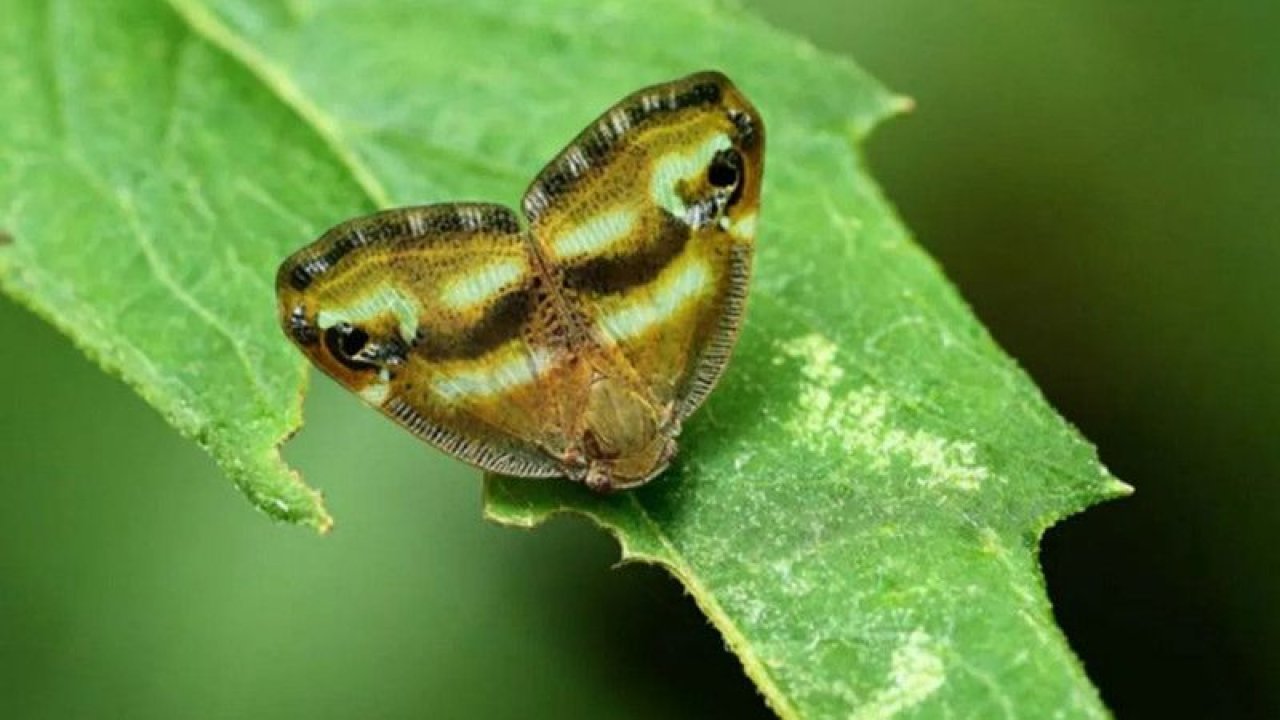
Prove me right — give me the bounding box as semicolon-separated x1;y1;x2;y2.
0;0;1127;715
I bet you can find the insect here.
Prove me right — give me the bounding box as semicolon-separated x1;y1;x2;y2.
276;71;764;491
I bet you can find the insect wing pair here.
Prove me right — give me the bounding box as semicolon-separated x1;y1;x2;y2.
277;71;765;491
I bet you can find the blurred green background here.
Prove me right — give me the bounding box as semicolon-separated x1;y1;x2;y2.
2;1;1276;718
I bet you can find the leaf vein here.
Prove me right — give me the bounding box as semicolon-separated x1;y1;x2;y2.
164;0;392;210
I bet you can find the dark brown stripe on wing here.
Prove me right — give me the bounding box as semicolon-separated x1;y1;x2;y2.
561;210;691;296
415;287;533;362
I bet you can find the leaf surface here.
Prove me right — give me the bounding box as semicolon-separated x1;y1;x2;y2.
0;0;1126;715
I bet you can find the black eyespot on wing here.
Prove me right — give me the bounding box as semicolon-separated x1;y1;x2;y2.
324;323;376;371
709;148;746;206
340;326;370;357
708;154;740;188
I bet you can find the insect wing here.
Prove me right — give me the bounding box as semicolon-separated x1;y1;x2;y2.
522;71;765;420
276;204;568;477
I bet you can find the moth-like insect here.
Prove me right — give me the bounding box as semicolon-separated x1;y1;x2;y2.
277;71;764;491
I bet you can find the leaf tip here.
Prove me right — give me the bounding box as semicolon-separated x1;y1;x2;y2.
1105;477;1135;499
215;433;334;534
1095;460;1133;499
270;449;335;535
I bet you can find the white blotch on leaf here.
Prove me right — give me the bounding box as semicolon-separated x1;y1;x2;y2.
778;333;990;491
852;630;946;720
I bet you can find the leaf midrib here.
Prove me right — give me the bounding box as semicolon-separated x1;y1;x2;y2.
164;0;393;210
